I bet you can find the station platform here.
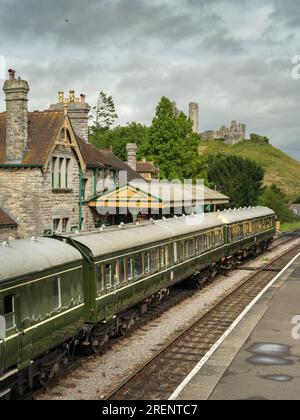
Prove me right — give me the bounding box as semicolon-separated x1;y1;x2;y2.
173;253;300;400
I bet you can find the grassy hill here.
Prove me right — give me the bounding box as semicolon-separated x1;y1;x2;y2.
198;140;300;200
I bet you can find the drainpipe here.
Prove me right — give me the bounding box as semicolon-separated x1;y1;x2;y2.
93;168;98;197
79;168;83;230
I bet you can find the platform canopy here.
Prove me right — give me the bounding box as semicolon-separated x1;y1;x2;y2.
89;181;229;212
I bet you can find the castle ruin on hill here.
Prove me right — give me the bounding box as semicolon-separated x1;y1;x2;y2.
172;100;247;145
201;120;247;145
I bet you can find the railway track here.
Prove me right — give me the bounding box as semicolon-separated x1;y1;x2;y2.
31;233;300;400
106;242;300;401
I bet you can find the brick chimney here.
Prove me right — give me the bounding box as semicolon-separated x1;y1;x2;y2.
49;90;90;142
126;143;137;171
3;69;30;163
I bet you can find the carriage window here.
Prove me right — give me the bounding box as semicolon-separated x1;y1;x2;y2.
219;231;224;244
4;295;15;331
208;234;212;249
195;237;200;254
127;257;133;280
204;235;208;250
145;252;151;273
134;254;143;278
52;277;62;310
105;264;112;288
160;247;166;268
177;242;183;261
150;249;160;272
119;258;125;284
96;264;103;291
173;243;178;263
110;262;117;286
211;233;216;247
168;244;173;266
184;241;189;258
186;239;194;256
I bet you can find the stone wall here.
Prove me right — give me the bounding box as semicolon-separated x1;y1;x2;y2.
0;226;17;241
201;120;247;144
0;145;96;238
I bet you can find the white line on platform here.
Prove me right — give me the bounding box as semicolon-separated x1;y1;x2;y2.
169;252;300;401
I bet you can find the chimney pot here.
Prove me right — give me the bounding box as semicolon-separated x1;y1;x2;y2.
69;90;75;102
49;90;90;142
8;69;16;80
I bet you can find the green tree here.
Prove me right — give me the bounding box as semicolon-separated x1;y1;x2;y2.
293;195;300;204
250;133;269;144
91;91;118;131
206;154;265;207
90;123;150;161
140;97;201;180
259;184;295;222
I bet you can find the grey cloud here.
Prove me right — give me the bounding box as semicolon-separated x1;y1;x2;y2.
0;0;299;159
270;0;300;28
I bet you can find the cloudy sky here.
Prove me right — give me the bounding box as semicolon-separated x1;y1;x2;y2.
0;0;300;159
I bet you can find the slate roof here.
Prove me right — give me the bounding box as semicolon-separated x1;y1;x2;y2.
0;111;65;165
0;111;144;181
76;136;144;181
136;161;160;174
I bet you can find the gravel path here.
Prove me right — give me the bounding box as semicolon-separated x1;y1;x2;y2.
38;238;300;400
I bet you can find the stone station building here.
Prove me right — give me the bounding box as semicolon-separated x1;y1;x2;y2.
0;70;142;239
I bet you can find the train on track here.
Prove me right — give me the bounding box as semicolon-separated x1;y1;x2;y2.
0;206;276;399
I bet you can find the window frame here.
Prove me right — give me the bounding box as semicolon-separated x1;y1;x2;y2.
52;277;62;311
104;263;113;289
4;294;16;332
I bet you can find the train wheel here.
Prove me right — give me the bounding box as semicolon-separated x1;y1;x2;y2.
91;332;110;355
119;323;129;337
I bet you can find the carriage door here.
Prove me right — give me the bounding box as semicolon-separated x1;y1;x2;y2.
2;294;21;369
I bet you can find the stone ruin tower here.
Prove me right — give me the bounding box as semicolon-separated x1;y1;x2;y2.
189;102;199;133
224;120;246;145
49;90;90;142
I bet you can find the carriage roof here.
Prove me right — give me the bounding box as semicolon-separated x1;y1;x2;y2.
0;237;82;283
68;207;275;258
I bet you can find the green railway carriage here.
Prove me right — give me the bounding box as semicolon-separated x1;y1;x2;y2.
0;206;276;397
61;213;226;329
60;206;275;349
0;238;85;398
220;207;276;264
